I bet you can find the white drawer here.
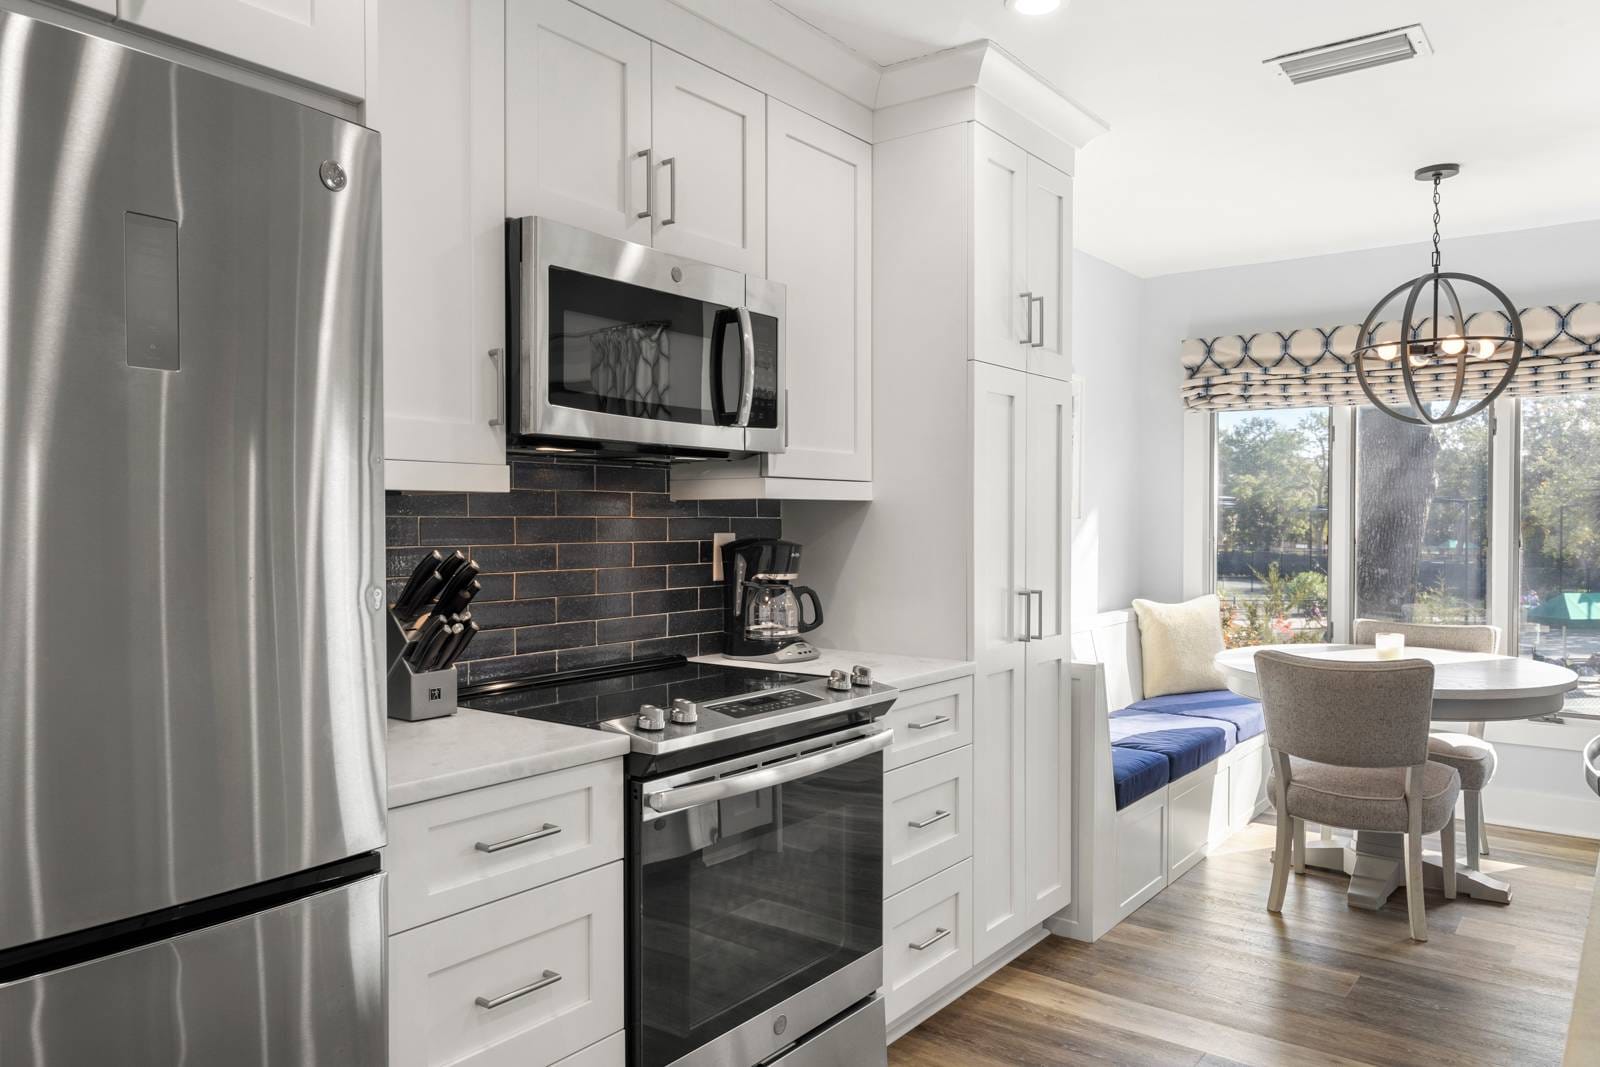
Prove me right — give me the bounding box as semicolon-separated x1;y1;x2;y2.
389;862;625;1067
553;1032;624;1067
883;746;973;896
883;677;974;770
387;760;623;933
883;859;973;1026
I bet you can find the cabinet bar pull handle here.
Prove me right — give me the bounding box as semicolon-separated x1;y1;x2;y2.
908;809;951;830
488;348;505;429
1031;588;1045;640
910;928;950;951
1017;590;1032;642
1031;295;1046;348
474;823;560;853
660;157;677;226
907;715;951;731
635;148;653;219
475;969;561;1009
1019;291;1033;345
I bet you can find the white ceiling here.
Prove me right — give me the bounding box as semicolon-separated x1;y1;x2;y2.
772;0;1600;278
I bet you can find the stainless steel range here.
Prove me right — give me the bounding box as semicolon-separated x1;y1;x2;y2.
462;657;895;1067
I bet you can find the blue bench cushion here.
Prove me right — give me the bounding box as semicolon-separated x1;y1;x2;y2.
1110;709;1240;753
1112;747;1170;810
1113;727;1228;782
1126;689;1265;744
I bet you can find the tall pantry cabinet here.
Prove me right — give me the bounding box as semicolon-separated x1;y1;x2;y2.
785;114;1077;976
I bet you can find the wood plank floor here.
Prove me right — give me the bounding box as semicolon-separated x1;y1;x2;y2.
890;820;1598;1067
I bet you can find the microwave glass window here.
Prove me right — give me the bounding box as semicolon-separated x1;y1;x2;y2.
636;750;882;1066
548;267;744;426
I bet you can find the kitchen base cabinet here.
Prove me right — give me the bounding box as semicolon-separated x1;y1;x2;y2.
552;1033;624;1067
883;859;974;1026
388;862;624;1067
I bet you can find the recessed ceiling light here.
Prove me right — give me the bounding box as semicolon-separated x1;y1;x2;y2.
1007;0;1062;15
1264;24;1432;85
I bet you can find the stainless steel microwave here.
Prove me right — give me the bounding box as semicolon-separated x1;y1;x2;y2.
506;217;785;457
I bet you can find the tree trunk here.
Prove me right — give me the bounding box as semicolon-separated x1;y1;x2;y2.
1356;414;1440;619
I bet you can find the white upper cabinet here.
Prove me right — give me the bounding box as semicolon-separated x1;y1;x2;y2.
650;45;766;275
505;0;652;243
369;0;509;491
1024;158;1073;381
118;0;365;97
763;100;871;482
971;126;1029;372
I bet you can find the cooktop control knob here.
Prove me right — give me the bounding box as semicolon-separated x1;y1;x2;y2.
670;698;699;725
850;665;873;688
636;704;667;731
827;669;852;692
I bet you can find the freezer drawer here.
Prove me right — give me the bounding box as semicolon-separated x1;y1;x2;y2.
0;874;385;1066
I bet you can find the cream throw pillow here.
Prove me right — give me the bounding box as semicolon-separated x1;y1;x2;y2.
1131;594;1227;698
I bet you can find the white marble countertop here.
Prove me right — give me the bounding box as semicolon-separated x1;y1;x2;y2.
386;709;629;809
692;647;974;690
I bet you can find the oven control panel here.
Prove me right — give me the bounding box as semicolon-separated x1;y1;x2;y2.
707;688;821;720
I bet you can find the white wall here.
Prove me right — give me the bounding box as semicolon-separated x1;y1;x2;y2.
1070;250;1147;620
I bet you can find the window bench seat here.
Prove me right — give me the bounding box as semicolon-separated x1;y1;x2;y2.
1046;610;1272;944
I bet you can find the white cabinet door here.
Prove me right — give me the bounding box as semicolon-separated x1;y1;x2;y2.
505;0;652;243
650;46;766;274
370;0;508;489
1024;375;1072;922
970;125;1028;371
763;100;871;481
1024;158;1073;381
969;361;1029;962
118;0;364;97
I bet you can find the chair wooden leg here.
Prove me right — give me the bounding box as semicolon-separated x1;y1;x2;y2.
1440;818;1457;900
1479;798;1491;857
1465;791;1482;871
1268;795;1292;914
1292;818;1306;875
1405;767;1427;942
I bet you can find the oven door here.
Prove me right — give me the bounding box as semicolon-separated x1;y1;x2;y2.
630;725;888;1067
516;216;775;455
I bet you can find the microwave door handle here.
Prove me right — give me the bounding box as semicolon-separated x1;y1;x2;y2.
645;728;892;814
735;306;756;427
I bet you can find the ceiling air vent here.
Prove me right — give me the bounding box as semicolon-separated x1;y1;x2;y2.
1265;25;1432;85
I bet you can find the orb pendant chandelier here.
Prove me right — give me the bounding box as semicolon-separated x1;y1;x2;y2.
1353;164;1524;425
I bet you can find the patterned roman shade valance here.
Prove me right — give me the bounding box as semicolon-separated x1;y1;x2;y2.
1181;302;1600;412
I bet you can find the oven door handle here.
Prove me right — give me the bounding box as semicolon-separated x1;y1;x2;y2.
645;728;892;814
734;306;756;427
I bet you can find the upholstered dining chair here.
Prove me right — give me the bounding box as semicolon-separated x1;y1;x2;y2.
1352;619;1499;867
1256;649;1460;941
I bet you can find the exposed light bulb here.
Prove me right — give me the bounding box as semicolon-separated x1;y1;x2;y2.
1439;334;1466;356
1408;345;1431;367
1009;0;1062;13
1376;343;1400;362
1473;338;1497;360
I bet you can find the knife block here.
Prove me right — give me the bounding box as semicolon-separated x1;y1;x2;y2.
386;613;458;722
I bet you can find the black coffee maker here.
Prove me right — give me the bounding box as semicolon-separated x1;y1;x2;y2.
721;538;824;662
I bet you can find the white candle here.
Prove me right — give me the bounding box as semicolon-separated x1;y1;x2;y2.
1375;632;1405;660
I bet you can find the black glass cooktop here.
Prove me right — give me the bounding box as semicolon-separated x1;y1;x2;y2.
458;656;820;730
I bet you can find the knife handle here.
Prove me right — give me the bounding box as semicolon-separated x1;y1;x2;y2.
441;578;481;617
444;620;480;669
393;550;443;617
406;615;447;667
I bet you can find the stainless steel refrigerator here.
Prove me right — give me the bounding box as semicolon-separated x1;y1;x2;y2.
0;12;386;1064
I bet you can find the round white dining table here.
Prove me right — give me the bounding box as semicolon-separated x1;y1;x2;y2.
1213;643;1578;909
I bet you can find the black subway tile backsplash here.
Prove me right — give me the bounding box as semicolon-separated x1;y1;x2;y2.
387;457;779;684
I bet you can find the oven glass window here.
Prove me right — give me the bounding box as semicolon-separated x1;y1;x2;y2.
547;266;742;425
636;749;882;1066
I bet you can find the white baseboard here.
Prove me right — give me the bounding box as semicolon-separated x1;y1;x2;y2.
886;927;1050;1044
1478;785;1600;841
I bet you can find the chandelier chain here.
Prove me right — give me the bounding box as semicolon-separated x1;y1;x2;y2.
1431;174;1442;273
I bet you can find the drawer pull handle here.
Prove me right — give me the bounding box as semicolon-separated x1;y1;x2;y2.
908;809;951;830
909;928;950;952
474;823;561;853
907;715;951;731
474;969;562;1009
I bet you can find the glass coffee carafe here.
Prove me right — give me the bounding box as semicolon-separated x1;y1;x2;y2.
739;581;823;642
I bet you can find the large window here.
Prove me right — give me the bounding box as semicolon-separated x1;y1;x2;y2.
1214;408;1331;647
1520;395;1600;714
1355;407;1490;624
